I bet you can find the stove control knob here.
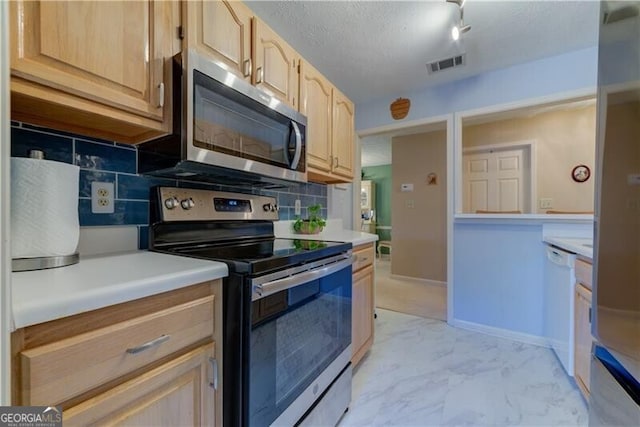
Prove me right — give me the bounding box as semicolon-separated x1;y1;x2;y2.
181;198;195;210
263;203;273;212
164;197;179;210
272;204;279;212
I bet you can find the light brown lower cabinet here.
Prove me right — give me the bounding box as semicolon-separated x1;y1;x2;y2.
352;242;375;366
574;258;593;400
574;282;593;400
12;280;222;426
64;343;215;426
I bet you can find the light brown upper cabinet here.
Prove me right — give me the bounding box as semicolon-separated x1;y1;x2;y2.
10;0;180;143
331;87;355;180
300;61;333;174
252;18;300;109
184;0;253;82
301;61;355;183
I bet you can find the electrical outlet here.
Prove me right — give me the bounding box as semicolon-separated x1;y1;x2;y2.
539;198;553;209
294;199;301;215
91;181;115;214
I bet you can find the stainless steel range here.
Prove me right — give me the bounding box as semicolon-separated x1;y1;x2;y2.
149;187;354;427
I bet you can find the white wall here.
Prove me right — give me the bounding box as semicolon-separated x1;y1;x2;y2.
1;0;12;404
451;219;592;343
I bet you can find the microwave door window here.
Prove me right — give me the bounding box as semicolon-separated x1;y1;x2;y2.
193;74;298;171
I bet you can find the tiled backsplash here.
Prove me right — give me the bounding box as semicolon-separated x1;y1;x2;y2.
11;122;327;248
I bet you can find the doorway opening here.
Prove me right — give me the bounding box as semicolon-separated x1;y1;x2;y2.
358;117;451;321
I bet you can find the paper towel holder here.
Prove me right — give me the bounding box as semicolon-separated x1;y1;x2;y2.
12;149;80;272
13;253;80;272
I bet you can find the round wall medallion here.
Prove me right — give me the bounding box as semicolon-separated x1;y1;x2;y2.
572;164;591;183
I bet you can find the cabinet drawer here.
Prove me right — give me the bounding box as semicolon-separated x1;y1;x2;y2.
353;244;374;272
575;259;593;290
20;295;214;406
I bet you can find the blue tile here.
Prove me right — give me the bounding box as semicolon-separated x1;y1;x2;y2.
22;123;114;145
278;193;297;207
79;170;116;197
11;127;73;164
79;199;148;226
118;174;176;201
138;226;149;250
75;140;136;173
308;183;326;197
278;207;292;221
320;208;328;219
302;195;315;207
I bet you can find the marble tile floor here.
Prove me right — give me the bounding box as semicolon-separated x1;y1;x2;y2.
339;309;588;427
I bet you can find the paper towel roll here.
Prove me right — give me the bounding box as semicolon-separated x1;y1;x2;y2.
11;157;80;258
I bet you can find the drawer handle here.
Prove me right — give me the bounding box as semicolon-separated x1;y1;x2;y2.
126;334;171;355
360;257;369;263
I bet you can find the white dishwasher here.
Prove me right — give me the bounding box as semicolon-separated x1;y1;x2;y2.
543;244;576;376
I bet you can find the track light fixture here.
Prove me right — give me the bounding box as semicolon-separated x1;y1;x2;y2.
447;0;472;41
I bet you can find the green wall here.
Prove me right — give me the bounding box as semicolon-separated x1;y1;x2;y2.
362;165;392;242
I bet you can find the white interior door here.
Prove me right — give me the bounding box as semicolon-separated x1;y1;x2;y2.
463;147;528;213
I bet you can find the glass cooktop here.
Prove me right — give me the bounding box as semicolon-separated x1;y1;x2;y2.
167;238;351;275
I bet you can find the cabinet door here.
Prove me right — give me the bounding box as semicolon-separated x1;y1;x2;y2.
575;283;592;399
331;87;355;179
188;0;252;82
63;344;216;426
252;18;299;109
10;0;166;121
300;61;333;173
352;265;374;366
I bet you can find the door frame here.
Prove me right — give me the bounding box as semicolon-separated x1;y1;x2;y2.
462;140;537;213
358;114;454;323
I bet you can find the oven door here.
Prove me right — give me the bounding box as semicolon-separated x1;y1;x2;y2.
249;256;353;427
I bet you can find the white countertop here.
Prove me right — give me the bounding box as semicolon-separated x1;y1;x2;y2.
543;236;593;259
11;251;228;329
274;219;378;246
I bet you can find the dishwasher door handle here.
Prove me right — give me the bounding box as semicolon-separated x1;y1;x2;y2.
546;246;572;266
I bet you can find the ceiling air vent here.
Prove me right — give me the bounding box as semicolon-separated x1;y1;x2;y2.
426;54;465;74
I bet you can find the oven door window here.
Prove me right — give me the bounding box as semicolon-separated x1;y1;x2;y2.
193;70;306;173
249;266;351;427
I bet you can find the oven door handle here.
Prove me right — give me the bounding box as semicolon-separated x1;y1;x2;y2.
253;255;355;301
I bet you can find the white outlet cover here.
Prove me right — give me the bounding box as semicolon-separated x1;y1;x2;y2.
294;199;301;215
91;181;115;214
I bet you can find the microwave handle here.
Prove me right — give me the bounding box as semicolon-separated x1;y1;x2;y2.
290;121;302;170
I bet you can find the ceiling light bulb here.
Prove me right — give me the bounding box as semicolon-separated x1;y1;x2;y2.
451;25;460;40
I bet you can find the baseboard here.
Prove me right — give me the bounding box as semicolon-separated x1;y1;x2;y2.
449;318;550;348
388;274;447;287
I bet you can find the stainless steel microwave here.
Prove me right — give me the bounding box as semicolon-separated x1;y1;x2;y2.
138;50;307;186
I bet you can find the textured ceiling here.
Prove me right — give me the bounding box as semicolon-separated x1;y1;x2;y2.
246;0;600;106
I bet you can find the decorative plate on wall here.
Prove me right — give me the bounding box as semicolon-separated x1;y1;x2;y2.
390;98;410;120
572;164;591;183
